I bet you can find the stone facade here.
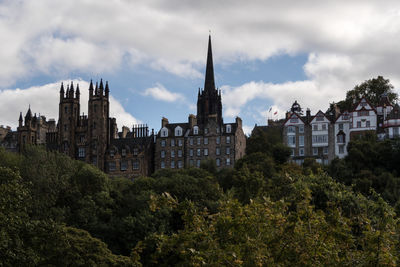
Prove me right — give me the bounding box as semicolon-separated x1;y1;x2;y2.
154;35;246;171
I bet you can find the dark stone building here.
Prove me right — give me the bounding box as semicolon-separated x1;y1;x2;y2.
154;35;246;170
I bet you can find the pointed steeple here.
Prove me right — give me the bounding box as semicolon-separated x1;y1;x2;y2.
69;81;74;98
95;81;98;95
76;83;80;99
19;112;23;122
89;80;94;96
25;105;32;122
204;34;215;93
105;81;109;97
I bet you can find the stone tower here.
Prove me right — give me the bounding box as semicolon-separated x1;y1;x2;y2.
197;35;223;126
58;81;80;157
87;79;110;170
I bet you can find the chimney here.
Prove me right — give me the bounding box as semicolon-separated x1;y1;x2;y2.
162;117;169;128
122;126;130;138
235;116;242;129
306;108;311;123
188;114;197;128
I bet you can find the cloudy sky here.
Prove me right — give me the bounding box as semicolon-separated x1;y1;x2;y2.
1;0;400;134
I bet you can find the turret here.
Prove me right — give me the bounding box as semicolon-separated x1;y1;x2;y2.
89;80;94;97
60;82;64;100
76;83;80;99
69;81;74;98
19;112;23;127
105;81;109;98
99;79;104;97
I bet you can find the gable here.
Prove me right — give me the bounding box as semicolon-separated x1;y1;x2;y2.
284;113;304;126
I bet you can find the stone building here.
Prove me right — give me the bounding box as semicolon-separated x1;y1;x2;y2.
154;35;246;170
16;80;154;179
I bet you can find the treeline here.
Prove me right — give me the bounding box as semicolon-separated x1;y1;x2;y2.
2;128;400;266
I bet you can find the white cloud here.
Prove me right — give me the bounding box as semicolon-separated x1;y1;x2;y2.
142;83;185;103
0;80;139;130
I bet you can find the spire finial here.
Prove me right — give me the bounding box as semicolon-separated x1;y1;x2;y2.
204;34;215;93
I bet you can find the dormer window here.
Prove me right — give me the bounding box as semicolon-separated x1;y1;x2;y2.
175;126;183;136
226;124;231;133
161;127;168;137
193;126;199;135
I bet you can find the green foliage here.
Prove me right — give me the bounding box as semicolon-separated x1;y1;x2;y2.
336;76;397;111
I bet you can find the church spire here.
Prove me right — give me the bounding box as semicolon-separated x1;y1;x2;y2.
204;34;215;93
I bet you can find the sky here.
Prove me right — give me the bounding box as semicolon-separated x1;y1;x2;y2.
1;0;400;135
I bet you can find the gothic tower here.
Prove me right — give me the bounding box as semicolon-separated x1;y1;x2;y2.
197;35;223;126
87;79;110;171
58;82;80;157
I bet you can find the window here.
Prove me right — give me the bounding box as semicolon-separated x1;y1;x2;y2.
161;140;166;147
78;147;85;158
204;148;208;156
316;116;324;121
357;121;361;128
299;136;304;147
394;127;400;136
175;126;182;136
337;134;344;143
133;148;138;155
299;148;304;156
189;149;194;157
288;136;296;146
313;147;318;155
171;161;175;168
339;123;343;131
216;136;220;145
313;124;318;131
64;106;68;114
216;158;220;167
161;161;165;169
358;110;369;116
226;136;231;144
193;126;199;135
171;150;175;158
299;125;304;133
171;139;175;146
323;147;328;155
80;135;85;143
339;145;344;154
204;138;208;145
132;160;139;170
322;124;327;130
161;150;165;158
216;127;220;134
64;124;67;131
121;160;128;171
178;160;183;168
197;137;201;145
226;158;231;166
312;135;328;144
92;156;97;166
290;118;299;123
197;148;201;156
121;149;126;157
178;139;183;146
366;121;370;127
189;138;194;145
226;147;230;155
93;122;96;129
216;147;220;155
226;124;232;133
178;150;182;157
196;159;201;167
161;127;168;137
189;159;194;166
108;161;116;171
287;126;296;133
204;128;208;134
291;148;295;156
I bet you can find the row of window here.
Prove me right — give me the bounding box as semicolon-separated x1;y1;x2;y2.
160;147;231;158
160;136;231;147
290;146;330;157
110;148;139;157
160;158;231;169
108;160;140;171
287;123;347;134
160;125;232;137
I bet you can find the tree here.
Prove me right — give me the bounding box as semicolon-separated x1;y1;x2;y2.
336;76;397;111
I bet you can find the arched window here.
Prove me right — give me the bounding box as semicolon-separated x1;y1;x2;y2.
175;126;183;136
161;127;168;137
